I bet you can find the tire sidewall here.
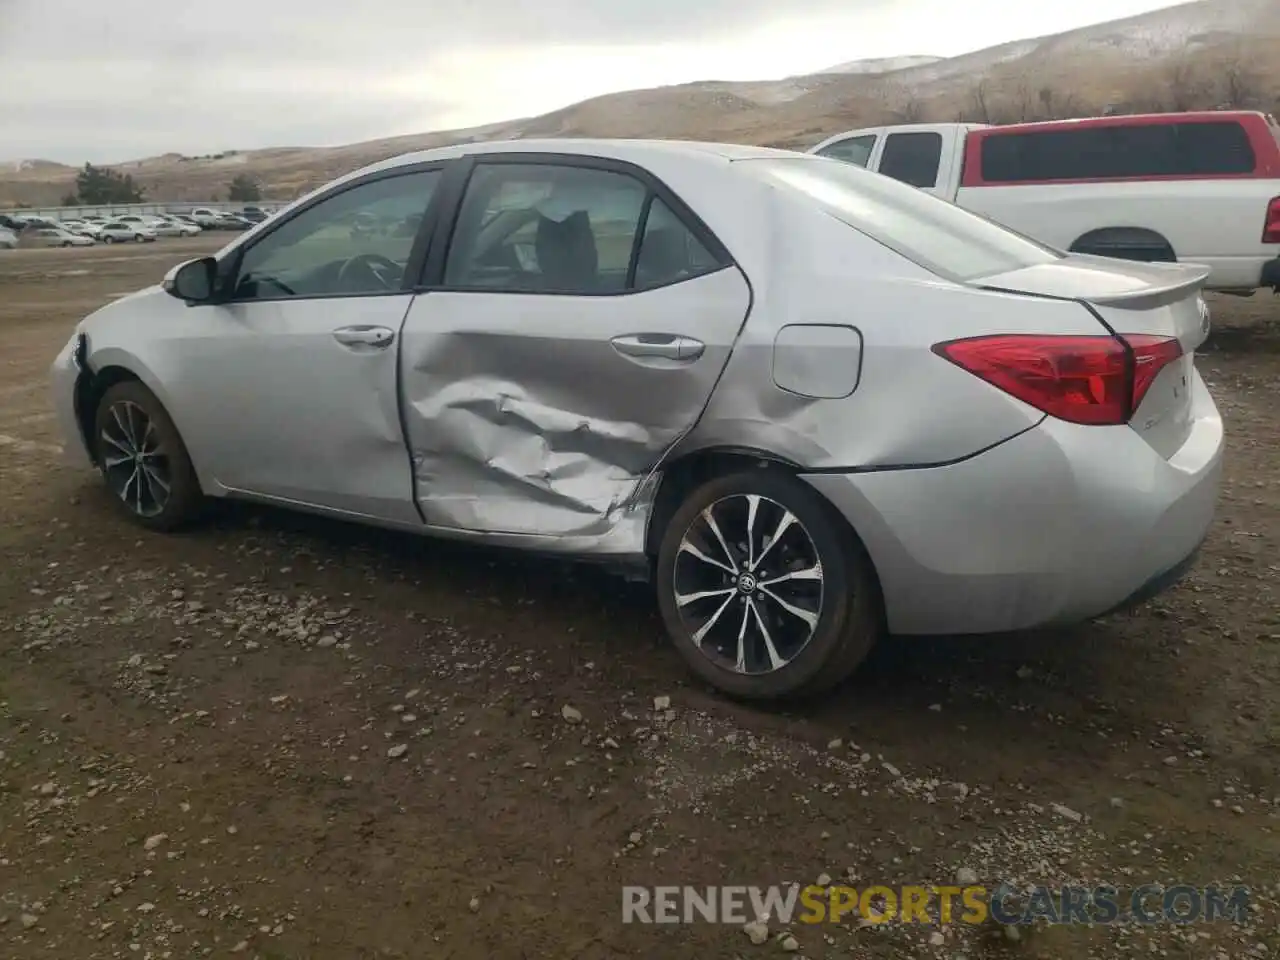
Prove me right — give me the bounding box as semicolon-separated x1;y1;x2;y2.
655;469;867;701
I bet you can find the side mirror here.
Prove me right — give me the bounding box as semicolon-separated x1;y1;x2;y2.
163;257;217;303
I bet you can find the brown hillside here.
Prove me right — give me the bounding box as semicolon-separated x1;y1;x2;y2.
3;0;1279;208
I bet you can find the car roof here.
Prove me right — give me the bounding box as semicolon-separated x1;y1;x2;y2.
350;137;798;181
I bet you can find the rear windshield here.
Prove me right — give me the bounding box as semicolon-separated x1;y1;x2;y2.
740;156;1061;283
979;120;1257;183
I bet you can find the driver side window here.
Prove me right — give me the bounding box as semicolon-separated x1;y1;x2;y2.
230;169;440;301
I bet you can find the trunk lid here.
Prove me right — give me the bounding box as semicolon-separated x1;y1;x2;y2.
978;254;1212;459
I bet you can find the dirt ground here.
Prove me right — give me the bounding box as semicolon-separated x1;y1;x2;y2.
0;238;1278;960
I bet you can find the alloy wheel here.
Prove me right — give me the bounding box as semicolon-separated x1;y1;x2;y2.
99;400;172;518
672;494;825;675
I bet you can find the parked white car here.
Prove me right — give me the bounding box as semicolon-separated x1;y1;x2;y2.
112;214;166;229
99;220;157;243
809;110;1280;293
60;219;103;238
150;216;202;238
20;227;95;248
187;208;225;228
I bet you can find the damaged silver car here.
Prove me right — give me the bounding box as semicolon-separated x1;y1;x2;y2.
51;139;1223;701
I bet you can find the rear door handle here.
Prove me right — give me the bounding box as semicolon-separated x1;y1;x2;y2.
333;325;395;349
611;334;705;361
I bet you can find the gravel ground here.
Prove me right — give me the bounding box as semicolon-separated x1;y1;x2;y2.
1;239;1278;960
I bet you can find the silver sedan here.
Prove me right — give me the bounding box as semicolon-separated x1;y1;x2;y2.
49;139;1223;700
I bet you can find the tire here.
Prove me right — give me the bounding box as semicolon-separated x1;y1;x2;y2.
655;469;881;701
104;235;115;244
61;241;71;248
93;381;202;531
134;234;145;243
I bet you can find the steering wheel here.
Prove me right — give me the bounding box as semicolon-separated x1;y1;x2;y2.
336;253;403;291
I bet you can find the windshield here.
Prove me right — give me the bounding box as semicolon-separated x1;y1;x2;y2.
738;156;1063;283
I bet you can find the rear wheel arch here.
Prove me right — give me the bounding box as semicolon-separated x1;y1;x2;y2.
1069;227;1177;263
645;448;800;558
644;447;886;623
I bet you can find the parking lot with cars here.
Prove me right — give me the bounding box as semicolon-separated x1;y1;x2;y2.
1;235;1278;958
0;207;263;251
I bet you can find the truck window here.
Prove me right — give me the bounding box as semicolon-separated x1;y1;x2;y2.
878;132;943;188
816;134;877;167
742;156;1061;283
980;121;1256;183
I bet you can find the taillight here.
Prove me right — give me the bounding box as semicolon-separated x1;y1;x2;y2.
1264;197;1280;244
933;333;1182;426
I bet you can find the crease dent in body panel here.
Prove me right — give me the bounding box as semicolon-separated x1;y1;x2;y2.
407;367;657;537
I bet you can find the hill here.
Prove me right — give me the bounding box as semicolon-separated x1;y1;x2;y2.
3;0;1279;208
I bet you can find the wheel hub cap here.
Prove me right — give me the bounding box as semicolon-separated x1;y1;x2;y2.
672;493;826;676
100;400;172;519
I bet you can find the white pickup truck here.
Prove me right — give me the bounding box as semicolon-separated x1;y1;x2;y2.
809;111;1280;293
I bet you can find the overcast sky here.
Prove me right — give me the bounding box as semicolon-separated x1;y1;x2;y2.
0;0;1181;163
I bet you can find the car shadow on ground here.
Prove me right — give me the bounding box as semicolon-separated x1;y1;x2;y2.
175;490;1194;783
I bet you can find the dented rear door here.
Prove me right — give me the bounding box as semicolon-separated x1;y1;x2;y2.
398;266;751;538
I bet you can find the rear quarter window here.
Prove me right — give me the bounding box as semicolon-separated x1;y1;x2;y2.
979;120;1257;183
743;156;1062;283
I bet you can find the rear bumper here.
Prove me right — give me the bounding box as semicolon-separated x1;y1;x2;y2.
1262;257;1280;290
802;371;1223;635
1095;537;1203;619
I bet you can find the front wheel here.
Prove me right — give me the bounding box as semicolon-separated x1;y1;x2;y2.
655;469;881;701
103;235;115;244
93;381;203;531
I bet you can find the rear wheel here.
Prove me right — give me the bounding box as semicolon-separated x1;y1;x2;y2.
103;235;115;244
93;381;202;531
655;469;880;701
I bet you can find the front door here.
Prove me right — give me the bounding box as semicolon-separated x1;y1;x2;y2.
398;156;752;538
170;166;443;522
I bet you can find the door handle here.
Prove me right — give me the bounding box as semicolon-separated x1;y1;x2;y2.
333;325;395;349
611;334;705;361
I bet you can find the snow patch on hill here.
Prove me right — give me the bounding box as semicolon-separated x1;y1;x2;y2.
818;56;944;76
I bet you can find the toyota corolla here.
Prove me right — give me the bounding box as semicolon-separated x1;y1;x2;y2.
50;139;1223;700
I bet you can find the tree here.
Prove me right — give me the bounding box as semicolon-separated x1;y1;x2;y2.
72;163;145;204
227;174;262;202
61;193;80;207
1218;58;1265;109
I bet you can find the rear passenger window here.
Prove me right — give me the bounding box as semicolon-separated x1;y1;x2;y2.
444;162;726;295
980;121;1257;183
878;132;943;188
817;135;877;167
633;198;720;289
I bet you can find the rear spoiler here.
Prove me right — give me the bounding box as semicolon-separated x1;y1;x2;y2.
1069;257;1211;310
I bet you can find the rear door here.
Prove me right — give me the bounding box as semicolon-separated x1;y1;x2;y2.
873;128;950;198
396;153;752;539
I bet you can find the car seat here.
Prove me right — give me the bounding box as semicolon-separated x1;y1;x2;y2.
534;210;598;290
